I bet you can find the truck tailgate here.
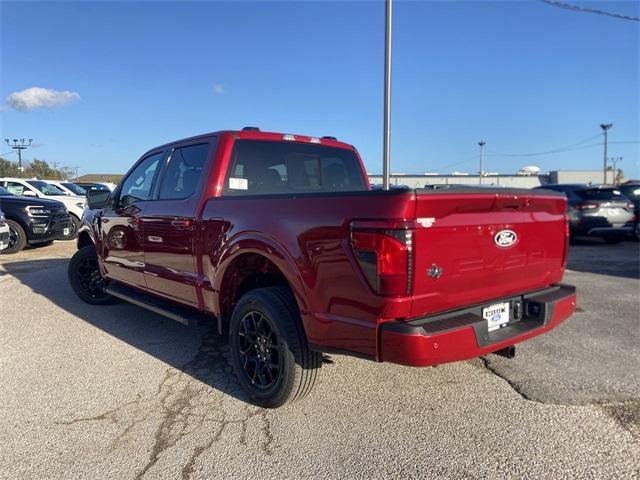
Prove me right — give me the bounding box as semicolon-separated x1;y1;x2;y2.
410;189;567;318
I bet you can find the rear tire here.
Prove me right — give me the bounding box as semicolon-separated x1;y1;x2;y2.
68;245;116;305
1;220;27;254
229;287;320;408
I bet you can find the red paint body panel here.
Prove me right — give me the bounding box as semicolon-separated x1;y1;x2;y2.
411;193;567;317
92;129;576;365
199;193;416;357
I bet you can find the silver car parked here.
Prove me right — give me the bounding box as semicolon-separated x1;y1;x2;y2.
535;184;635;244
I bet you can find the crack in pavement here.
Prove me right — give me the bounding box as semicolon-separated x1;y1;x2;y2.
600;400;640;440
55;393;146;426
478;356;539;403
55;326;273;480
479;356;640;440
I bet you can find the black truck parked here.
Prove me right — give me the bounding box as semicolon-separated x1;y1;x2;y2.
0;186;72;254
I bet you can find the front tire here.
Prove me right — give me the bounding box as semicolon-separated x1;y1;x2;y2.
64;215;81;240
68;245;116;305
1;220;27;254
229;287;320;408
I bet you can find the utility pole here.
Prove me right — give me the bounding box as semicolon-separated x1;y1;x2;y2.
478;140;486;184
382;0;393;190
610;156;622;185
600;123;612;184
4;138;32;176
73;166;80;179
52;161;59;179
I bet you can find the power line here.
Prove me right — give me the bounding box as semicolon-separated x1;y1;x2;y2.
486;133;602;157
540;0;640;22
488;142;605;158
430;153;479;172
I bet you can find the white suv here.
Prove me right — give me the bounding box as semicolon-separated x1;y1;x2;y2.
0;178;86;238
44;180;88;197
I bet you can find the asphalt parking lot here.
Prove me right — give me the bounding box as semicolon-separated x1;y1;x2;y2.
1;240;638;479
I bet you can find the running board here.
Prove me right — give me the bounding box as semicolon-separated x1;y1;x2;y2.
105;283;207;327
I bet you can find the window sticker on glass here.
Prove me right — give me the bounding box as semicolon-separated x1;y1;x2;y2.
229;177;248;190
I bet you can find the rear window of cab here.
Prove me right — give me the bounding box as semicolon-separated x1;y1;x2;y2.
224;140;367;196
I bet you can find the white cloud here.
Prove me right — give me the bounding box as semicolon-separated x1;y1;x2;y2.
213;84;225;94
6;87;80;111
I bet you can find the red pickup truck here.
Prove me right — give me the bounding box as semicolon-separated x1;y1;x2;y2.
69;128;576;407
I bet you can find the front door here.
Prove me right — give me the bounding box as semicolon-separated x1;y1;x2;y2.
142;142;212;308
100;151;164;289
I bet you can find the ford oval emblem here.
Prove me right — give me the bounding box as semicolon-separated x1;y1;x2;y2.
494;229;517;248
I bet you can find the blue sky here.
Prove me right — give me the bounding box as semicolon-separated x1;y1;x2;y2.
1;0;638;178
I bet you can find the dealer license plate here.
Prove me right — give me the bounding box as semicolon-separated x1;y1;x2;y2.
63;228;70;236
483;302;510;332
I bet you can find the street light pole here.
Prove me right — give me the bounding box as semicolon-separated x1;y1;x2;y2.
478;140;486;184
382;0;393;190
600;123;612;184
4;138;33;176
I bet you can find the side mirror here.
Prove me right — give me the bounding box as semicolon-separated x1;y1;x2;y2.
22;190;37;197
87;189;110;209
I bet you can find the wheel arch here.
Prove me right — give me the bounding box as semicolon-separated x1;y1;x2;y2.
213;237;310;337
4;213;29;234
76;229;94;249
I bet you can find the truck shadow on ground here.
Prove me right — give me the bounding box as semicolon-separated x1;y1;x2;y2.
1;258;281;405
567;239;639;280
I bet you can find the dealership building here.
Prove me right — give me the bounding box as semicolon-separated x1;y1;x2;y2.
368;170;606;189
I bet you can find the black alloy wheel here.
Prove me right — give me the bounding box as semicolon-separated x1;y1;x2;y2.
238;310;281;389
68;245;116;305
1;220;27;254
229;287;320;408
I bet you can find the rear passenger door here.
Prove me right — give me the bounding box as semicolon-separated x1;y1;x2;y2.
141;140;214;308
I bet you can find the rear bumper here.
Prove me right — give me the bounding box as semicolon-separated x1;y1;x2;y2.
584;226;633;236
380;284;576;367
570;217;634;236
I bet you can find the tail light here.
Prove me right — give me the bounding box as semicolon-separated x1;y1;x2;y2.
350;221;413;296
573;203;598;210
626;203;635;209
